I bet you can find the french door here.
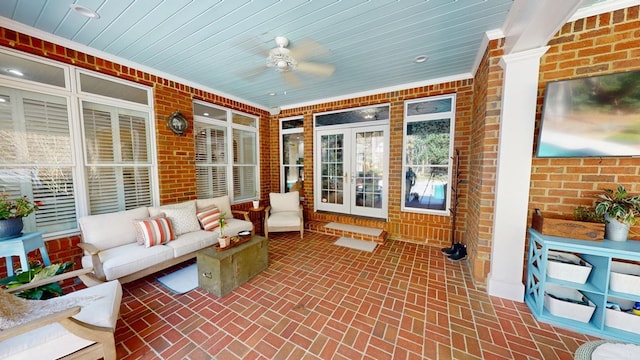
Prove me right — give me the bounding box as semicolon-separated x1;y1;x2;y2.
315;125;388;218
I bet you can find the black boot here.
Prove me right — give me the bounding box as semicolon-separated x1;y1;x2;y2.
441;243;462;255
448;244;467;261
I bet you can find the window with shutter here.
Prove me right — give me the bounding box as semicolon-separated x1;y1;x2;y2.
0;49;156;237
82;102;152;214
0;87;76;234
193;101;258;202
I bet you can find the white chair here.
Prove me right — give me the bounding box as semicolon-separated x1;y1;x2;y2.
265;191;304;239
0;268;122;360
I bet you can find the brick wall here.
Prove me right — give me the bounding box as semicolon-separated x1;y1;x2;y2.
530;6;640;238
0;27;271;277
467;38;506;283
277;82;473;246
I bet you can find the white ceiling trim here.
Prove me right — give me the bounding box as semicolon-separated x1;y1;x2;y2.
279;73;474;111
0;17;269;112
570;0;640;21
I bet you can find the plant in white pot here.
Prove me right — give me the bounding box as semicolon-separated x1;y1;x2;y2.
218;212;230;248
594;185;640;241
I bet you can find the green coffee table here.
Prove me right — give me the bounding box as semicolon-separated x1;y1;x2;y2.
196;235;268;297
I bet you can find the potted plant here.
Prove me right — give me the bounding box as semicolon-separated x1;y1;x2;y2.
0;194;40;240
594;185;640;241
218;212;230;248
0;260;74;299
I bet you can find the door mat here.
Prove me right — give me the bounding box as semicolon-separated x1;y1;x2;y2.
157;263;198;294
333;237;377;252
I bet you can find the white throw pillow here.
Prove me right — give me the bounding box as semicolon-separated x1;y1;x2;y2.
161;202;200;236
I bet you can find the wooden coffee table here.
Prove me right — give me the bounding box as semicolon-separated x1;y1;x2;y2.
196;235;268;297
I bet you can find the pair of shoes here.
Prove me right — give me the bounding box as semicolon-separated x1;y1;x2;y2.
448;244;467;261
441;243;462;255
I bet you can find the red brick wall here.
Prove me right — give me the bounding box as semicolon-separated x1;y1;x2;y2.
530;6;640;238
0;27;270;277
277;82;473;246
467;38;505;283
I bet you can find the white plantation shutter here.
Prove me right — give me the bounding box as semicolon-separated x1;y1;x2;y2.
194;106;258;202
0;87;77;233
232;128;257;201
2;52;156;237
82;102;152;214
195;123;229;198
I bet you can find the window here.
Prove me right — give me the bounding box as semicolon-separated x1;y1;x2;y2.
402;94;456;214
82;102;152;214
280;117;304;193
0;49;155;237
194;101;258;202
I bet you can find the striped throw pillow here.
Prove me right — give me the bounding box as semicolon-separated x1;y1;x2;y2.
196;207;221;231
134;217;175;247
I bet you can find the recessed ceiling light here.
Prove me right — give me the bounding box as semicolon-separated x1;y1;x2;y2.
7;69;24;76
267;91;277;96
203;112;210;116
70;4;100;19
414;55;428;63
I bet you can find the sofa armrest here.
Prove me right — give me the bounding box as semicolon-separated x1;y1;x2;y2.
77;243;107;282
232;209;251;222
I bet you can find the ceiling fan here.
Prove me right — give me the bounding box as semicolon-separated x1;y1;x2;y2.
241;36;335;88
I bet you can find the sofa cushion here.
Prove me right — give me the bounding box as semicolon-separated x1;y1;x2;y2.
134;216;175;247
268;211;301;227
196;206;221;231
166;230;216;258
79;206;150;250
150;201;200;236
196;196;232;220
0;280;122;359
269;191;300;213
224;218;254;237
82;243;174;281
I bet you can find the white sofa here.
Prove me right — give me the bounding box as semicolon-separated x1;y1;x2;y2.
77;196;253;283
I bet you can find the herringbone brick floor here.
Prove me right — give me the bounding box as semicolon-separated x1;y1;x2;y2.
115;231;595;359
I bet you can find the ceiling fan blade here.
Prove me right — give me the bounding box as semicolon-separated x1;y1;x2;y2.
297;61;335;77
282;71;302;88
237;64;268;80
235;36;271;58
289;39;331;60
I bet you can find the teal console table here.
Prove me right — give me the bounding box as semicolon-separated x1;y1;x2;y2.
526;229;640;344
0;231;50;276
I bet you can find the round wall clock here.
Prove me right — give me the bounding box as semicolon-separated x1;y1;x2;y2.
167;111;188;135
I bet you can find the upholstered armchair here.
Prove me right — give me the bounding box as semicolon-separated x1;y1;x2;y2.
0;268;122;360
265;191;304;239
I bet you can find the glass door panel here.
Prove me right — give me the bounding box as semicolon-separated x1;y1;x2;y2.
353;126;386;218
316;130;350;213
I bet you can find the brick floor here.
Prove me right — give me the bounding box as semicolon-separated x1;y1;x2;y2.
115;231;596;359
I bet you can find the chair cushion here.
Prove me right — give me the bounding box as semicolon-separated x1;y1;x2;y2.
78;206;150;250
0;280;122;359
133;216;175;247
196;196;232;220
267;211;301;227
196;206;221;231
269;191;300;213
